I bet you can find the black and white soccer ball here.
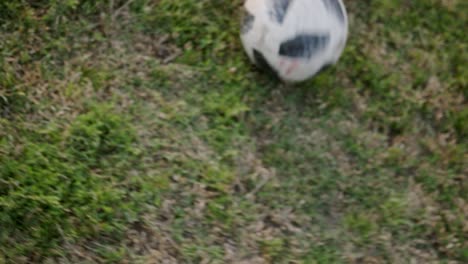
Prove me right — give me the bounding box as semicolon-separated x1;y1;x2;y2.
240;0;348;82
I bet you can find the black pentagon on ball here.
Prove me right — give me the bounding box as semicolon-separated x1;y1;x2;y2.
269;0;293;24
279;34;330;59
322;0;345;24
253;49;279;79
241;8;255;34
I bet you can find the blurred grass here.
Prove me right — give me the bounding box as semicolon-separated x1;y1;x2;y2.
0;0;467;263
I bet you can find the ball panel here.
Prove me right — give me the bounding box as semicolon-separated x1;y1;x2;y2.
253;49;279;78
269;0;293;24
241;8;255;34
279;34;330;59
322;0;345;24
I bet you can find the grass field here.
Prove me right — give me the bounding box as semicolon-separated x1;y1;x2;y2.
0;0;467;263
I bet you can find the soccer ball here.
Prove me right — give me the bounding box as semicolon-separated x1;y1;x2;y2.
240;0;348;82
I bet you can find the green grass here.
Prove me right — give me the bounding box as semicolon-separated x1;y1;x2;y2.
1;0;467;263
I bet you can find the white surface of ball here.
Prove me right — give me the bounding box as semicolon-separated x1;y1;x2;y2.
240;0;348;82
